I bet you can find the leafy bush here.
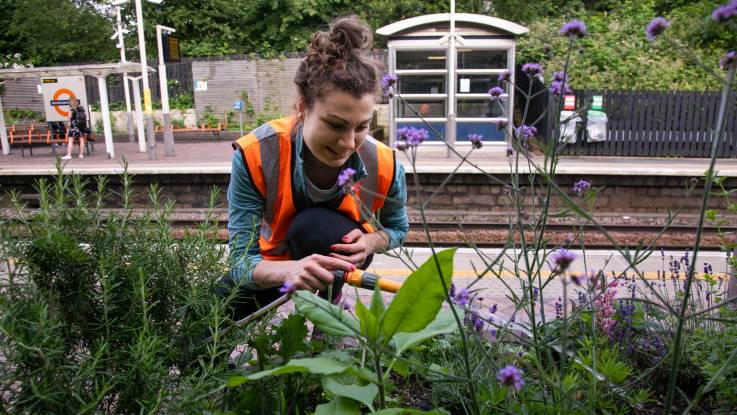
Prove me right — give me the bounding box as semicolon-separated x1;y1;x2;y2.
0;162;245;413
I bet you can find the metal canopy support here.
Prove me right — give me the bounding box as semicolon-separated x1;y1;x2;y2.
96;76;115;158
128;76;146;153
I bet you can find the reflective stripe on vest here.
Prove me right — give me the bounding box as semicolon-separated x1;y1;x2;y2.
232;116;395;261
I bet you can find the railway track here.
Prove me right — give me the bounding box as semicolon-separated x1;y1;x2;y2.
3;208;730;250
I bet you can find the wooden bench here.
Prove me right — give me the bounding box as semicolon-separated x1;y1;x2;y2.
7;123;96;157
155;122;225;141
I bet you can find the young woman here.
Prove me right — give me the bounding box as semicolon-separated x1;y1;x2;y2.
222;16;408;319
62;99;86;160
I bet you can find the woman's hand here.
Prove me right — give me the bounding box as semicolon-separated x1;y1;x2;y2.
329;229;388;267
281;254;355;291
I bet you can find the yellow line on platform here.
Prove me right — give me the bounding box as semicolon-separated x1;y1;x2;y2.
367;268;697;280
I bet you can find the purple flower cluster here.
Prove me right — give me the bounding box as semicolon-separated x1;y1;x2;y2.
468;134;483;149
555;297;563;319
572;179;591;195
551;248;577;272
337;167;356;187
522;63;543;78
515;125;537;142
453;287;470;306
497;70;512;83
645;17;670;42
497;365;525;391
721;51;736;70
381;74;398;97
559;19;588;38
449;282;456;298
396;126;429;150
488;86;505;103
549;71;572;96
505;145;514;157
712;1;737;23
279;281;296;295
465;310;484;333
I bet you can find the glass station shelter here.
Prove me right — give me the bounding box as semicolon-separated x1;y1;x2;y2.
377;13;528;149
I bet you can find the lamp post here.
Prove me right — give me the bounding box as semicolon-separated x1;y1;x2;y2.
156;24;175;156
111;6;135;143
0;81;8;155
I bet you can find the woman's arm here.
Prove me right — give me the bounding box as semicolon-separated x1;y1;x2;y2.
229;151;354;290
329;159;409;265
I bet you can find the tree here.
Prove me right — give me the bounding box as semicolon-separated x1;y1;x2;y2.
4;0;116;66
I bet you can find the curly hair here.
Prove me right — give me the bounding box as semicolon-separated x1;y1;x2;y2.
295;16;383;108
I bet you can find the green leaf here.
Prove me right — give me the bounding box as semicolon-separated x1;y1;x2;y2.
324;376;379;412
293;291;360;337
382;249;456;341
276;313;308;361
356;296;378;341
227;357;351;386
314;396;361;415
391;310;459;355
370;283;386;317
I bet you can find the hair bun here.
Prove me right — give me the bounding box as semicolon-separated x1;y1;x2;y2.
308;16;373;68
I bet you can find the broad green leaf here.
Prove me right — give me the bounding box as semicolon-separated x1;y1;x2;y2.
392;358;409;377
314;396;361;415
382;249;456;341
324;376;378;412
275;313;308;361
356;297;378;341
370;283;386;317
293;291;360;337
227;357;350;386
391;310;459;355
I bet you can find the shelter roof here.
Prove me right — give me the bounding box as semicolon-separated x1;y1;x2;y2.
0;62;154;80
376;13;528;37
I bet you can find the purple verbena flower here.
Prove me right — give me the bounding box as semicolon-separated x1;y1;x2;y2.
489;303;498;314
279;281;297;295
397;126;429;147
712;1;737;23
497;365;525;391
559;19;588;38
515;125;537;142
549;80;573;96
381;74;398;97
522;63;543;78
553;71;567;82
720;51;736;70
572;179;591;195
489;86;505;103
505;145;514;157
449;282;456;298
498;70;512;83
337;167;356;187
468;134;483;149
645;17;670;42
555;297;563;319
551;248;577;272
453;287;470;306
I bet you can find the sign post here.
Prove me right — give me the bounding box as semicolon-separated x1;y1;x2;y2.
156;24;177;156
234;100;244;136
40;76;88;122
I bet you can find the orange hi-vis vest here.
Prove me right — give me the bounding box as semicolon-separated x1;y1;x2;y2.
232;116;396;261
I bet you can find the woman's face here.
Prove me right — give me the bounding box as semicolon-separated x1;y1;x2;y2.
300;89;375;168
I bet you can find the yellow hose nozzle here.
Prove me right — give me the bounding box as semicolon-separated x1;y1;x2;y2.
336;269;402;293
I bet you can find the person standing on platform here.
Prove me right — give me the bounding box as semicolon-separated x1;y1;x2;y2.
62;99;87;160
221;15;409;321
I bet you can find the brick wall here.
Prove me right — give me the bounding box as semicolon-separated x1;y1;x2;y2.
2;173;734;226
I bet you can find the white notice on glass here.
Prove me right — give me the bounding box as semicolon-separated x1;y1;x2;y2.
460;78;470;93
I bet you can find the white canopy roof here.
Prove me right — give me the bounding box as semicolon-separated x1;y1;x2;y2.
0;62;154;80
377;13;528;37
